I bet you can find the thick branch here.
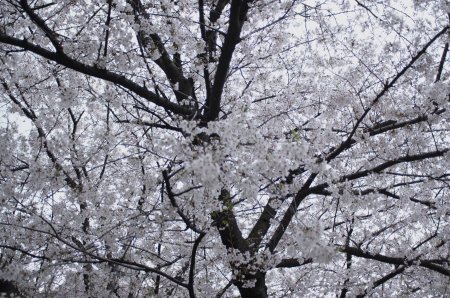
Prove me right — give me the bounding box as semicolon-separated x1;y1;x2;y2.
203;0;253;122
211;189;248;252
210;0;230;23
188;233;206;298
275;258;313;268
325;25;449;163
282;110;442;188
20;0;63;52
338;246;449;276
129;0;195;104
309;149;448;200
0;34;192;116
355;266;406;298
162;170;204;234
435;42;449;82
1;81;79;190
247;197;277;249
266;173;317;253
340;149;448;182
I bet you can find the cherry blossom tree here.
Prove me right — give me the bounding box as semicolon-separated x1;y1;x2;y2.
0;0;449;297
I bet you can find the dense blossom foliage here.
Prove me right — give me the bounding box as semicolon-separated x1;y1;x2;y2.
0;0;449;297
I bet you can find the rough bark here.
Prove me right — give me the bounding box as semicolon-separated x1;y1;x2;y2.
236;272;268;298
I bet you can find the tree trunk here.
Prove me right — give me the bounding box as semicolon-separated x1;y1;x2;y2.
0;279;22;297
236;272;268;298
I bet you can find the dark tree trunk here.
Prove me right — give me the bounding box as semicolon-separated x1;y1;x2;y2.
236;272;268;298
0;279;21;297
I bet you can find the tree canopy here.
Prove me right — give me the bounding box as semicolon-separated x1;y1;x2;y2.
0;0;449;297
